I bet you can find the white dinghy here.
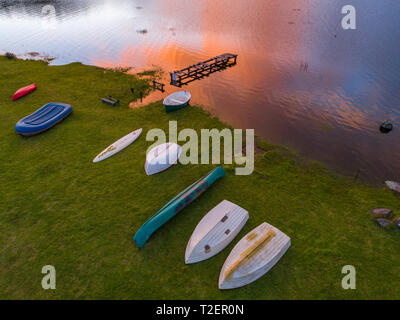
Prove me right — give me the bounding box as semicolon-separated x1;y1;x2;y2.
93;128;142;163
163;91;191;112
145;142;182;175
219;222;290;290
185;200;249;264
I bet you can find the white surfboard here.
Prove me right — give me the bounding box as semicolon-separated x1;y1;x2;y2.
145;142;182;175
219;222;291;290
93;128;142;163
185;200;249;264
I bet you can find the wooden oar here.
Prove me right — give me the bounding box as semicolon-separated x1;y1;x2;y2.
224;228;276;279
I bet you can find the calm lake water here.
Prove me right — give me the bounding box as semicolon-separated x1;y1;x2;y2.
1;0;399;184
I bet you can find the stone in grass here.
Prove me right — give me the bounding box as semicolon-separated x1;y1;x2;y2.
385;181;400;194
394;217;400;230
371;208;394;219
376;218;393;229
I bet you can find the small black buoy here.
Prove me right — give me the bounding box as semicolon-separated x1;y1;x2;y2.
380;120;393;134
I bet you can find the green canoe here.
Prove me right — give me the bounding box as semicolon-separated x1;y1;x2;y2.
134;166;225;248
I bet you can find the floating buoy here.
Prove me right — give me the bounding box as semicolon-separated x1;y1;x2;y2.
380;121;393;133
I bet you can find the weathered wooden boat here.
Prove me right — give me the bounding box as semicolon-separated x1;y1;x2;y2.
145;142;182;175
163;91;191;112
385;181;400;194
134;166;225;248
185;200;249;264
219;222;290;290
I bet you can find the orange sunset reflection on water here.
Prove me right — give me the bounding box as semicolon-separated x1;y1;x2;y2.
1;0;400;183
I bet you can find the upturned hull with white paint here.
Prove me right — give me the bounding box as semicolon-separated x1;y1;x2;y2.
145;142;182;175
93;128;142;163
219;222;290;290
185;200;249;264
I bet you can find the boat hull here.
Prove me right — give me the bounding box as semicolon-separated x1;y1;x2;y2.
163;91;191;112
164;103;189;112
15;102;72;136
219;222;291;290
145;142;182;175
12;83;37;101
134;167;225;248
185;200;249;264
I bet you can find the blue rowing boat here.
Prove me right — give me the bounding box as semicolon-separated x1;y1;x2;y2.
15;102;72;136
134;166;225;248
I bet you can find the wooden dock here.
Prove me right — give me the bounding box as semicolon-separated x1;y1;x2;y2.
170;53;238;87
152;80;165;92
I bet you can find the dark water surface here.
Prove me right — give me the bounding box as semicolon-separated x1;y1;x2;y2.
1;0;399;184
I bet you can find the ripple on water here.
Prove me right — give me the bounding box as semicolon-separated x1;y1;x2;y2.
1;0;400;184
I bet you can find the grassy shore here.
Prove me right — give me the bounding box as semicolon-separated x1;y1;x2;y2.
0;56;399;299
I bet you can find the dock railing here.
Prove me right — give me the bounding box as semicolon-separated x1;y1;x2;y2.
170;53;238;87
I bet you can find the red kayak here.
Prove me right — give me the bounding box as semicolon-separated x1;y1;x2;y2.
12;83;37;101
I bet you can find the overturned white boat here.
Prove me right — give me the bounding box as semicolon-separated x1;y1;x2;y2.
219;222;291;290
145;142;182;175
185;200;249;264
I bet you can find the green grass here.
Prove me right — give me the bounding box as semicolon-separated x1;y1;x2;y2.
0;57;400;299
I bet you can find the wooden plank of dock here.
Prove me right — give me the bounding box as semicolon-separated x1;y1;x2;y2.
152;80;165;92
170;53;238;87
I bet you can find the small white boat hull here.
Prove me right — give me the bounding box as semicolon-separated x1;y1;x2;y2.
185;200;249;264
93;128;142;163
145;142;182;175
219;222;290;290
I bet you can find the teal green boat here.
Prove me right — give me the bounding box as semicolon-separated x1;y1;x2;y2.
163;91;191;112
134;166;225;248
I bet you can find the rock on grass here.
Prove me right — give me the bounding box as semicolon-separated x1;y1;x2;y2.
371;208;394;219
394;217;400;230
376;218;393;229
